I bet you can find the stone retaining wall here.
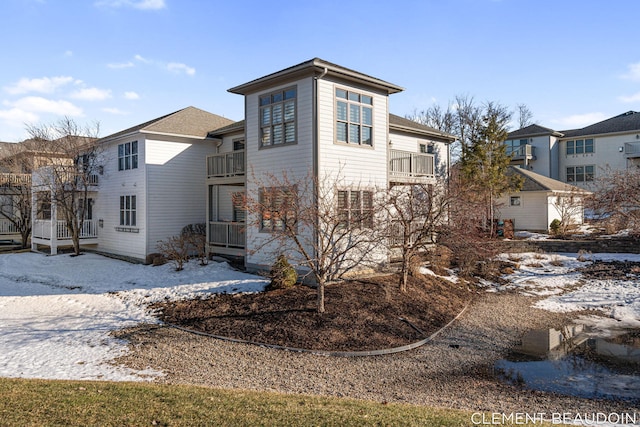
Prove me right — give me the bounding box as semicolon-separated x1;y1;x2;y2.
503;237;640;254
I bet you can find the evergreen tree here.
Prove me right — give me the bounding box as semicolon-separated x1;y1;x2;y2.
460;102;522;235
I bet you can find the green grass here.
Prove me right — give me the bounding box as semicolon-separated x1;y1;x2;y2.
0;377;551;426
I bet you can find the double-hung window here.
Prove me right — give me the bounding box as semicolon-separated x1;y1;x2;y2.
337;189;374;229
336;88;373;146
118;141;138;171
260;87;296;147
119;195;137;226
566;139;594;155
566;165;595;182
259;187;297;232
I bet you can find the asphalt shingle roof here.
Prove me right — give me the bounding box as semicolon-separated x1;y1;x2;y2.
100;107;234;142
507;124;561;139
561;111;640;138
507;166;590;193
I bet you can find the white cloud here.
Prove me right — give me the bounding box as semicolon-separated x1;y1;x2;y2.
95;0;166;10
7;96;83;116
124;91;140;100
167;62;195;76
134;54;151;64
618;91;640;103
108;61;135;69
102;107;128;115
0;108;40;127
4;76;75;95
550;112;607;129
621;62;640;81
70;87;112;101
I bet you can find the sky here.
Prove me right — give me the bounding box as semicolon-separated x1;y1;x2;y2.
1;0;640;142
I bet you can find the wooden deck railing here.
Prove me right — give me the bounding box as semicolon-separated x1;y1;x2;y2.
208;221;245;248
207;151;245;178
389;149;434;180
32;219;98;240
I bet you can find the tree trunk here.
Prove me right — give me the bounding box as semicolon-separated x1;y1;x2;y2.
400;256;409;293
317;280;325;313
20;229;30;249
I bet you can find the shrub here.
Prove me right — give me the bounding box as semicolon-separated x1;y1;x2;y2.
549;219;562;236
157;235;190;271
181;223;208;266
267;255;297;291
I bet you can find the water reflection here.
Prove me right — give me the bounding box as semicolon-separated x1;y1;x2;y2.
496;326;640;401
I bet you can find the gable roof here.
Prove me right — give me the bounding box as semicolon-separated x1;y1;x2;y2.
561;111;640;138
100;107;234;142
507;166;590;194
389;114;456;141
207;120;245;138
507;124;563;139
228;58;404;96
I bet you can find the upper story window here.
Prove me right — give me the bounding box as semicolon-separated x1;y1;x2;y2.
118;141;138;171
566;139;594;155
336;88;373;146
260;87;296;148
510;196;521;206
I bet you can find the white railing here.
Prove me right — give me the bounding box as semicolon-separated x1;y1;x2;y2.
0;173;31;187
207;151;245;178
0;219;18;234
389;149;434;180
208;221;245;248
32;219;98;240
509;144;536;160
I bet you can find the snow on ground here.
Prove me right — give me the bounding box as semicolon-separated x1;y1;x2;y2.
0;252;267;381
492;252;640;331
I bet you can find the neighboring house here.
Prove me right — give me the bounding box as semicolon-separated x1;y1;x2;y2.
31;107;234;260
497;166;590;232
205;58;454;270
505;111;640;189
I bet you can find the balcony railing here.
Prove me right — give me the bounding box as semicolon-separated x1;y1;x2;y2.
625;142;640;158
207;151;245;179
508;144;536;161
0;173;31;187
32;219;98;240
0;219;18;234
208;221;245;249
389;149;434;181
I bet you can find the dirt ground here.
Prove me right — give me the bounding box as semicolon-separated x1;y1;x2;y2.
154;273;473;352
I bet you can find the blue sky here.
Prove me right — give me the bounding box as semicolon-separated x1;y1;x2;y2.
1;0;639;142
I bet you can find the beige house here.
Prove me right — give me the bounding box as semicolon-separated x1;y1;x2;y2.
505;111;640;189
497;166;590;233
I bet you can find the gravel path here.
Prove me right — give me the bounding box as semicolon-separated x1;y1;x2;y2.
114;292;640;415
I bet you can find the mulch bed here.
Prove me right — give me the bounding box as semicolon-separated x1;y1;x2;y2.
153;274;473;352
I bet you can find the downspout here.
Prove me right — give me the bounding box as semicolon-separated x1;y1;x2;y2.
312;67;328;277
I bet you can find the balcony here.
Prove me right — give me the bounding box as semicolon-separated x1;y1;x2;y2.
389;149;434;183
0;219;18;235
625;142;640;158
208;221;245;255
0;172;31;188
32;219;98;240
509;144;536;162
207;151;245;180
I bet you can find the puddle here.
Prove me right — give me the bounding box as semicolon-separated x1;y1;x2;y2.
495;326;640;401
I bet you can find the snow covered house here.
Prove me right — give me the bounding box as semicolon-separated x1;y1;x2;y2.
505;111;640;189
31;107;234;260
496;166;591;233
205;58;454;271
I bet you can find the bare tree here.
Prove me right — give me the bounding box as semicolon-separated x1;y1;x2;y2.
516;103;534;129
27;117;101;256
589;167;640;234
381;179;452;292
0;141;37;248
551;188;586;235
243;170;382;313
